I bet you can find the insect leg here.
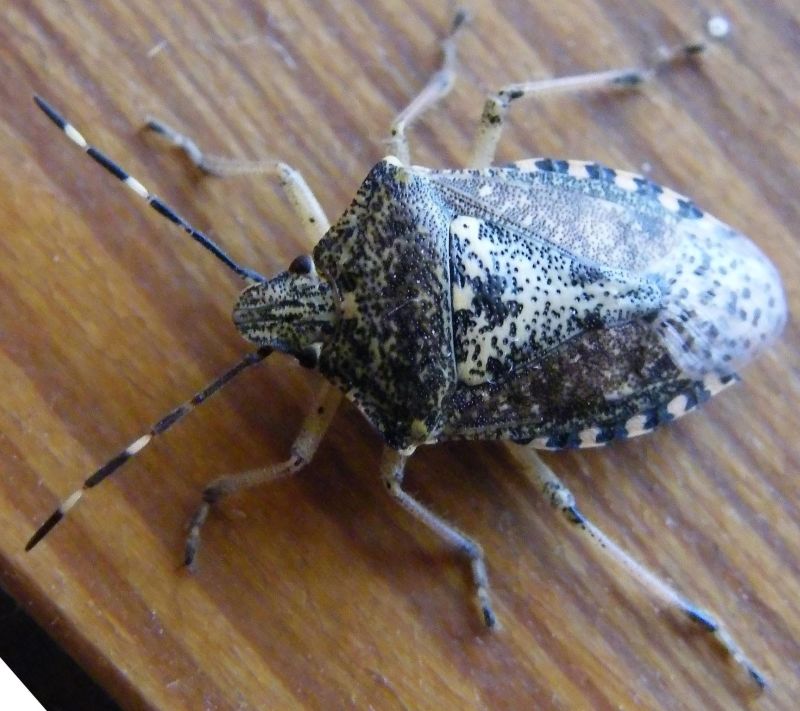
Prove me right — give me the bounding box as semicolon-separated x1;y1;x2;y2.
469;41;705;168
144;118;329;247
26;348;272;552
380;447;496;628
184;383;342;565
387;9;469;165
508;445;766;689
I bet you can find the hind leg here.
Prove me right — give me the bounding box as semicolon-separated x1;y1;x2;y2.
469;41;704;167
507;444;766;688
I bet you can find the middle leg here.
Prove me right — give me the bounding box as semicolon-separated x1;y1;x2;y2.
380;447;496;628
387;9;469;165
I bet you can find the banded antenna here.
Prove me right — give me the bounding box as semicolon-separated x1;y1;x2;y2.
33;96;265;283
27;95;273;549
26;346;272;550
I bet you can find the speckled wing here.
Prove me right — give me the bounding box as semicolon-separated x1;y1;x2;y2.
421;158;785;448
448;214;663;385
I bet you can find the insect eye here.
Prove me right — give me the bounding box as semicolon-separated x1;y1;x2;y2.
297;345;320;369
289;254;314;275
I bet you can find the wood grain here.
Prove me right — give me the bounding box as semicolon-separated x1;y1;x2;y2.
1;1;798;709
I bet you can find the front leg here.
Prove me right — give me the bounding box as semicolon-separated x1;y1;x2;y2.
144;118;330;246
380;447;496;628
185;383;342;565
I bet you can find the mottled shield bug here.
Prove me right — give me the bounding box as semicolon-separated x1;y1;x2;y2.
27;11;785;688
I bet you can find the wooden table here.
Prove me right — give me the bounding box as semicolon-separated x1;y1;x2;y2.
1;2;798;709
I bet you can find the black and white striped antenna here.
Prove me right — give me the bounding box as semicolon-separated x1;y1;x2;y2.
33;96;265;283
27;96;273;550
26;346;272;550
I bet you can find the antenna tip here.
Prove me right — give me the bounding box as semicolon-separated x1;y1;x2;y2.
25;508;64;551
33;95;67;131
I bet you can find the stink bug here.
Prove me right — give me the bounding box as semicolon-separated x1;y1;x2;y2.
27;11;785;689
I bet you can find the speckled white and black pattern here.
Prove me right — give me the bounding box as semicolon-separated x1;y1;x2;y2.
233;271;336;355
313;158;457;448
450;215;662;384
427;159;686;273
439;319;697;447
237;156;784;451
652;216;786;377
